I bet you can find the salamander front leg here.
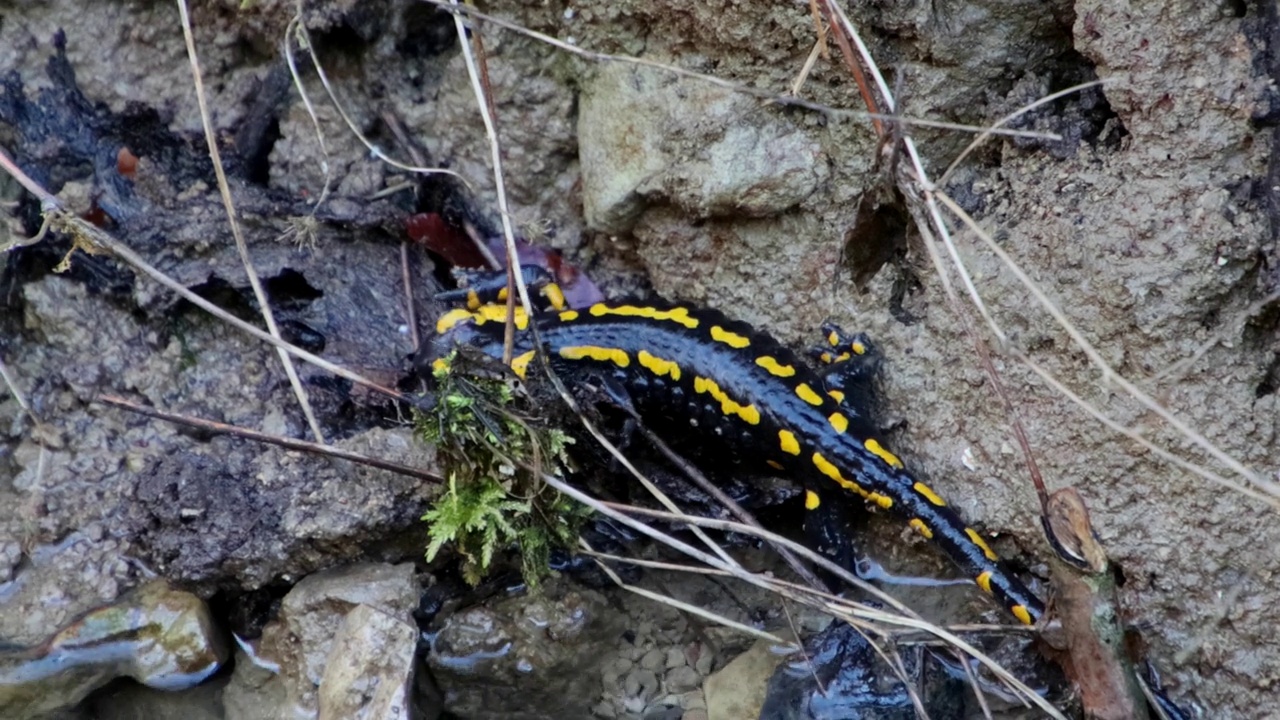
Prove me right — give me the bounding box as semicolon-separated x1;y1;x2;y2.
807;322;881;406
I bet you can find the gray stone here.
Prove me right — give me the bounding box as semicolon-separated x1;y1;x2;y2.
703;640;790;720
317;604;425;720
229;562;421;720
0;581;226;720
578;64;825;234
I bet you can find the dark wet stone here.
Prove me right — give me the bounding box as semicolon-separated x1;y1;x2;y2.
0;580;227;720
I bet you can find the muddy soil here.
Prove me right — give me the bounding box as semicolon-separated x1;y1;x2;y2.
2;0;1278;718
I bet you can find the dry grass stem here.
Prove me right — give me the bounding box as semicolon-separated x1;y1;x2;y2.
177;0;326;443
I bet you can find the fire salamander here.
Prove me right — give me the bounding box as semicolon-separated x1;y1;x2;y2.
426;268;1045;625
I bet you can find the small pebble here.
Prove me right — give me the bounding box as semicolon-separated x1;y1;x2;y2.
693;644;715;676
665;647;686;669
684;710;709;720
622;695;647;714
592;700;617;718
679;690;706;711
665;665;701;694
640;648;665;671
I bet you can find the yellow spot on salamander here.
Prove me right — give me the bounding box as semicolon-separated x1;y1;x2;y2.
976;570;993;594
1012;604;1034;626
913;482;947;506
559;345;631;368
909;518;933;539
710;325;751;348
828;412;849;434
558;310;580;322
638;351;682;381
864;439;903;468
474;304;530;329
588;304;699;329
827;330;840;346
693;376;760;425
804;490;821;510
436;308;475;334
510;350;536;379
964;527;1000;561
868;493;893;510
466;289;482;310
543;283;567;310
755;356;795;377
794;383;823;406
851;341;867;355
819;352;834;363
811;452;844;484
827;389;845;403
431;357;450;375
812;452;892;508
778;430;801;456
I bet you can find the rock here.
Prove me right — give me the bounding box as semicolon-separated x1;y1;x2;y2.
664;665;701;695
224;562;422;720
702;638;791;720
578;64;826;234
86;676;226;720
0;580;226;720
317;604;423;720
427;578;623;720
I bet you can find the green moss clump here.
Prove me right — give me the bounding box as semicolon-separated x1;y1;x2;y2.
416;351;588;586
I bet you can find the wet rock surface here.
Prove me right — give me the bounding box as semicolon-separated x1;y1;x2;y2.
426;578;621;720
226;562;426;720
0;580;227;720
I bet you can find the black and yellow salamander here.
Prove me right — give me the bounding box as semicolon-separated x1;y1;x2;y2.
426;268;1045;625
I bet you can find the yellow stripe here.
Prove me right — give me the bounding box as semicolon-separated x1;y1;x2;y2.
913;481;946;506
811;451;893;508
710;325;751;348
811;452;844;484
510;350;536;379
558;310;580;322
794;383;823;406
543;283;567;310
588;303;699;329
864;439;903;468
804;490;821;510
473;304;530;329
828;413;849;434
637;350;681;381
755;356;795;377
436;308;475;334
909;518;933;539
559;345;630;368
1011;604;1034;626
975;570;993;593
779;430;801;456
964;527;999;561
693;376;761;425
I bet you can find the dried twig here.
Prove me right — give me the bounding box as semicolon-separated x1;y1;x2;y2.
98;394;443;483
177;0;326;443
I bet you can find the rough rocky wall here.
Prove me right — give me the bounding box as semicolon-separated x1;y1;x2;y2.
1;0;1277;716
